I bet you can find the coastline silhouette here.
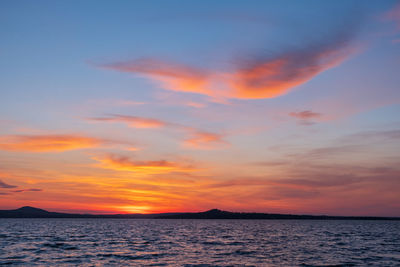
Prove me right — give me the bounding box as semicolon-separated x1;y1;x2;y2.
0;206;398;220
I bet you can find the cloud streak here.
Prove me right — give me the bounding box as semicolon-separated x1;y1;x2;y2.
93;154;196;174
99;28;357;100
89;114;229;150
289;110;322;125
228;34;356;99
0;179;17;189
89;114;167;128
12;188;42;193
289;110;322;120
101;59;212;96
183;130;228;149
0;179;42;194
0;134;103;152
384;2;400;30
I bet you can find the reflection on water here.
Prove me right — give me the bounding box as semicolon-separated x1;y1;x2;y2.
0;219;399;266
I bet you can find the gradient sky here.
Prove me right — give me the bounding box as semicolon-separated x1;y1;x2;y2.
1;0;400;216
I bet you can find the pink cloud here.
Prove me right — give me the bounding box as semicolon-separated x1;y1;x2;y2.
289;110;322;119
289;110;322;125
89;114;167;128
384;2;400;30
93;154;196;174
89;114;229;150
99;30;357;101
183;130;228;150
186;101;206;108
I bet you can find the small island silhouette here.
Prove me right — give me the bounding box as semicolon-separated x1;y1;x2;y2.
0;206;398;220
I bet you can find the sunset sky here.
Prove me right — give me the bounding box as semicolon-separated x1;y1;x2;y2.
1;0;399;216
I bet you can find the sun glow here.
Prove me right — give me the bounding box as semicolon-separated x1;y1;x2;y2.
117;205;153;214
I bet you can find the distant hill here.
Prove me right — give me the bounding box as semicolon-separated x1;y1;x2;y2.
0;206;153;218
0;206;54;218
155;209;400;220
0;206;398;220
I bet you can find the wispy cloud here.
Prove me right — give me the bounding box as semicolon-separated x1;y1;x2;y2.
342;129;400;142
101;59;212;96
384;2;400;30
99;28;358;101
201;162;400;215
252;129;400;177
0;134;103;152
93;154;197;174
183;130;228;150
289;110;322;120
0;179;42;194
228;43;355;99
115;100;146;106
89;114;167;128
89;114;229;150
185;101;206;108
289;110;322;125
12;188;42;193
0;179;17;189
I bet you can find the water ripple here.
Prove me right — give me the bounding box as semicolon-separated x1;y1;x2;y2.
0;219;399;266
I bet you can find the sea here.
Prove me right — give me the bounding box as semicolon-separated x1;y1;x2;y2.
0;219;399;266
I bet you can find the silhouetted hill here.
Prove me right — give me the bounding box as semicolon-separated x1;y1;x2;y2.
155;209;400;220
0;206;81;218
0;207;165;218
16;206;50;214
0;207;398;220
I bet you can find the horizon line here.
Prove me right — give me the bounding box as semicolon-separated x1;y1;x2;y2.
1;206;399;219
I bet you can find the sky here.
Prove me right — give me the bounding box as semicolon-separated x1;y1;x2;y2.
0;0;399;216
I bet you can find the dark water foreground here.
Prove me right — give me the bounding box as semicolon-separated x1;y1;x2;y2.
0;219;399;266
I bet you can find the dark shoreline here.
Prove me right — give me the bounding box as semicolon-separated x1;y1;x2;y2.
0;206;398;220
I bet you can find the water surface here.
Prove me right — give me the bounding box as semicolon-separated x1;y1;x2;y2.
0;219;399;266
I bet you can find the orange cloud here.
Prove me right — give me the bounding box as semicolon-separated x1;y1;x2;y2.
183;130;228;150
228;46;353;99
89;114;166;128
89;113;229;150
0;134;102;152
186;101;206;108
100;33;356;100
93;154;196;174
102;59;212;96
